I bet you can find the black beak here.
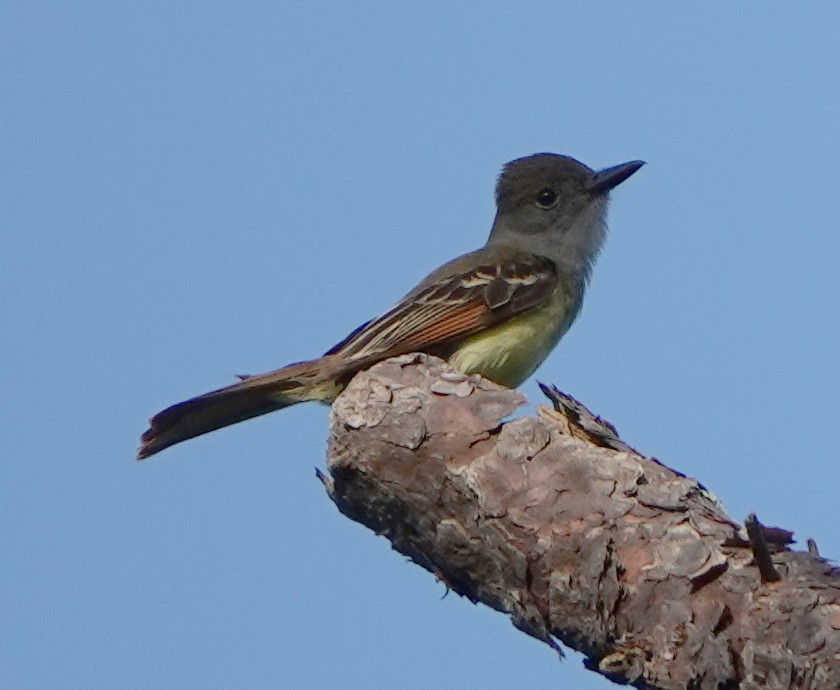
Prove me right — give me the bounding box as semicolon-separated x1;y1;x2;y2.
588;160;645;196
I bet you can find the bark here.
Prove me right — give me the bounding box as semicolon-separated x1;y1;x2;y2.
321;353;840;689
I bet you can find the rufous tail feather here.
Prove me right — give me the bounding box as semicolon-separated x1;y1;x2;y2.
137;355;345;459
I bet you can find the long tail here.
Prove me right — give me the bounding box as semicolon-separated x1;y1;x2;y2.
137;355;345;460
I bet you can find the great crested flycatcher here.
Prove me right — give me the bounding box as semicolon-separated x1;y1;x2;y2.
138;153;643;459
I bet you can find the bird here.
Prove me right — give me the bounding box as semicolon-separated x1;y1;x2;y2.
138;153;643;459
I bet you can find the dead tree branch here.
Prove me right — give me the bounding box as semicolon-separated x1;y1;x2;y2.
321;354;840;689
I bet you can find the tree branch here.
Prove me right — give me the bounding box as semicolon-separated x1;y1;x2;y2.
321;354;840;690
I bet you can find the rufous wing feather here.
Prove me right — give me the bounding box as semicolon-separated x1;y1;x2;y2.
326;252;558;362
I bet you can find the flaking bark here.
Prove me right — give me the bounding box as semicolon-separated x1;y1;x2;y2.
322;354;840;689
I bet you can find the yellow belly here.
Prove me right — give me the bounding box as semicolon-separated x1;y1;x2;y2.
447;287;580;388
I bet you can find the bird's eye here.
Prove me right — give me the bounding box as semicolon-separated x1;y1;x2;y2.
535;188;558;209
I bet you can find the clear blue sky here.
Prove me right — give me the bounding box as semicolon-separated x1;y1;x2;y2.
4;4;840;688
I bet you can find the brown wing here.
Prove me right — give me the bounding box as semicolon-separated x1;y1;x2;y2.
325;253;558;362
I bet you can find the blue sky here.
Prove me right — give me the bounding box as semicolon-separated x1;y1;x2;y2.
4;4;840;688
